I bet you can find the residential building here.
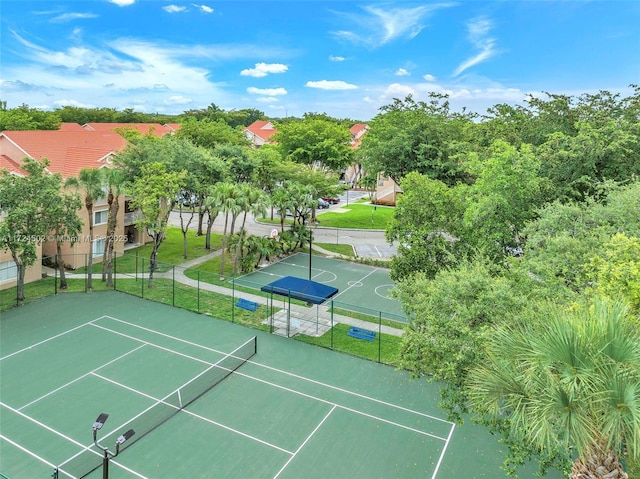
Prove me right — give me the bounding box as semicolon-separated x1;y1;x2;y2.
243;120;278;147
0;127;151;289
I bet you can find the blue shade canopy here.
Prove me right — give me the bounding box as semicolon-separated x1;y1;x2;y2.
260;276;339;304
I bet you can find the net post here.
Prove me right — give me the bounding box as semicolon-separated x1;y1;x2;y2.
197;270;200;313
231;279;235;323
172;265;175;307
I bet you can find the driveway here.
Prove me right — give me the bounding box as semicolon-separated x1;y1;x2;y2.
168;190;397;260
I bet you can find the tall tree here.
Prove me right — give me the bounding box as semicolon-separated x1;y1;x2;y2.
129;162;186;287
357;94;474;186
66;168;105;291
209;182;242;280
0;158;64;301
48;191;83;290
468;299;640;479
101;168;126;287
231;184;268;275
273;118;353;173
386;172;466;281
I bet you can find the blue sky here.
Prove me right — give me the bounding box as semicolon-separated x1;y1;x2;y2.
1;1;638;120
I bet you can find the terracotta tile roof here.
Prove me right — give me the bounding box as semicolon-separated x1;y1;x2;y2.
0;130;128;179
0;154;28;176
349;123;369;149
164;123;182;132
82;122;175;138
59;122;87;131
350;123;369;136
243;120;278;143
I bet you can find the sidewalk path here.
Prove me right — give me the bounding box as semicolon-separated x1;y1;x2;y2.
51;240;404;338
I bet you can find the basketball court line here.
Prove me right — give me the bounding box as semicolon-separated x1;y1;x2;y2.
2;314;455;479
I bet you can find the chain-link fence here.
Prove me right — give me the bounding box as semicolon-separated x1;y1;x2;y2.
1;252;406;366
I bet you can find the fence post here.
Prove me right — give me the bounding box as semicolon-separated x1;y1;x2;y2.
141;257;145;298
231;279;235;323
378;311;382;363
330;301;334;350
113;253;117;291
84;254;88;293
54;257;57;295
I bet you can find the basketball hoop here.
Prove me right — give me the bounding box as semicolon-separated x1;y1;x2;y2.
269;229;279;239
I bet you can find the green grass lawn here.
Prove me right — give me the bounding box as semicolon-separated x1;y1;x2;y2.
258;200;394;230
296;323;402;366
74;227;223;274
315;203;393;229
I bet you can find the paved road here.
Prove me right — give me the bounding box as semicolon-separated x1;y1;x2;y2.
168;190;397;259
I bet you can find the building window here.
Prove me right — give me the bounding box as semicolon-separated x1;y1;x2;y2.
92;238;105;258
0;260;17;282
94;210;108;225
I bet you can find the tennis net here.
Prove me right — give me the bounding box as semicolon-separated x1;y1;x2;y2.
55;335;257;479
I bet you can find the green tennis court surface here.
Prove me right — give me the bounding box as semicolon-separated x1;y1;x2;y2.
1;292;563;478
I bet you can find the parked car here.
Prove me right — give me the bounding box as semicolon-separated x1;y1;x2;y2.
321;196;340;204
317;198;330;209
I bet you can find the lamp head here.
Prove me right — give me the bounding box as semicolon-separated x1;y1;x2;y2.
92;413;109;431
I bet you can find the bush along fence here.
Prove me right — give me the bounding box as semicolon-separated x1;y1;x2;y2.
0;253;406;366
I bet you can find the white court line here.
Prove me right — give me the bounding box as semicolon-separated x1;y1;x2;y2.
330;267;380;301
18;344;146;411
272;405;337;479
0;316;106;361
5;313;455;478
89;321;448;440
100;315;453;426
0;433;57;470
431;422;456;479
92;372;293;455
91;323;214;366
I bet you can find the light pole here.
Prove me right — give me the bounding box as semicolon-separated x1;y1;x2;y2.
93;413;135;479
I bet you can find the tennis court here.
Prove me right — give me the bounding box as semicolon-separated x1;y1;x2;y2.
1;291;456;479
233;252;406;323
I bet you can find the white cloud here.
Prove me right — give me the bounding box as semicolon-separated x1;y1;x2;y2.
51;12;99;23
453;16;498;77
329;55;345;62
331;4;456;48
53;99;96;108
256;97;279;103
305;80;357;90
423;73;436;81
163;95;192;105
240;62;288;78
108;0;136;6
247;87;287;96
395;68;410;76
193;4;214;13
163;5;187;13
384;83;415;97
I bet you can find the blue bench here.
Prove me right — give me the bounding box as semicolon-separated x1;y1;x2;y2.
347;327;376;341
235;298;259;311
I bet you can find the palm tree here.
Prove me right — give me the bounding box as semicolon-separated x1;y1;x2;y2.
101;168;125;287
66;168;105;291
232;185;268;275
210;182;242;280
468;298;640;479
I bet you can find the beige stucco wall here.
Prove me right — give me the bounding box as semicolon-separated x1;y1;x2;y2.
0;244;43;291
41;195;129;270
